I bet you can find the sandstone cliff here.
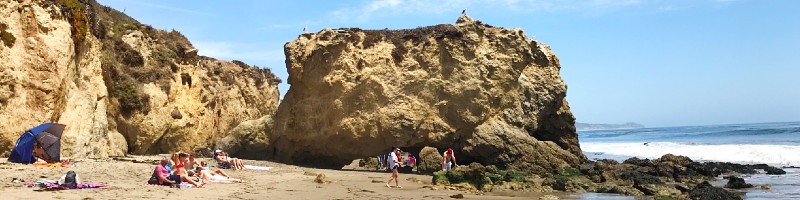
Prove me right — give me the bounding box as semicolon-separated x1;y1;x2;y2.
0;0;280;158
261;15;585;173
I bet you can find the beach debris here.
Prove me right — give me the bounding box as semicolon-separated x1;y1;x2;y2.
371;180;383;183
112;156;159;164
314;173;331;184
450;194;464;199
761;184;772;190
11;177;24;183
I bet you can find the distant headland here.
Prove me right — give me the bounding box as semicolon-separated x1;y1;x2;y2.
576;122;644;131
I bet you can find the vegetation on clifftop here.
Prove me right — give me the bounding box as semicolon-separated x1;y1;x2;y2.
49;0;90;52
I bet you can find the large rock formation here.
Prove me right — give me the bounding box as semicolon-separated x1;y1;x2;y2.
262;15;585;173
0;0;280;158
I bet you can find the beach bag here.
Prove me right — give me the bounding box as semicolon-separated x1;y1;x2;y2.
61;171;79;189
147;171;159;185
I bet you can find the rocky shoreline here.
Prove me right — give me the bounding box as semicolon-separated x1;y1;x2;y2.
421;153;785;199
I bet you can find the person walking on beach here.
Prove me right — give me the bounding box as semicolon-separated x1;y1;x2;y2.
385;147;402;188
442;148;458;171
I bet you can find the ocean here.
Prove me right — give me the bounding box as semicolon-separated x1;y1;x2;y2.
579;121;800;199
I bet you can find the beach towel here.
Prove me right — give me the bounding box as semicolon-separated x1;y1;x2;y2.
33;162;69;168
25;181;106;190
243;165;271;170
207;175;240;183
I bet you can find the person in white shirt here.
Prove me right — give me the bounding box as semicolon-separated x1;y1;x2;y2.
385;147;402;188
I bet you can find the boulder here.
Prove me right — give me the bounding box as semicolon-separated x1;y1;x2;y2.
657;154;693;166
215;116;272;158
689;181;742;200
266;15;585;172
418;147;444;174
723;176;753;189
764;166;786;175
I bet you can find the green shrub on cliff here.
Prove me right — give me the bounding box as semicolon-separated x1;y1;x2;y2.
54;0;89;52
112;74;149;113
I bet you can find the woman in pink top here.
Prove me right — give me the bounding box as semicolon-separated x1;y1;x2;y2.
154;159;204;187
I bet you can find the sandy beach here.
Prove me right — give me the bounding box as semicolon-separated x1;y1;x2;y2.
0;156;556;200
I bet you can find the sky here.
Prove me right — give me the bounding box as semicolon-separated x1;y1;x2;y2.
96;0;800;127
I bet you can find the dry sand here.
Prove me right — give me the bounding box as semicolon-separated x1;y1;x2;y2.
0;156;563;200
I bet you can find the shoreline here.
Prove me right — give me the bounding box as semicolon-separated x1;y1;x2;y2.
2;154;794;199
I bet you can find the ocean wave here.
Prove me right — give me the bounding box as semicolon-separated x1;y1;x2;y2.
582;142;800;167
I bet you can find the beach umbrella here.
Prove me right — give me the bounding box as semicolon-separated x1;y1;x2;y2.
8;123;66;164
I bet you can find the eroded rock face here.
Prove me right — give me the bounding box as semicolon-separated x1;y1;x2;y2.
265;15;585;172
0;0;279;158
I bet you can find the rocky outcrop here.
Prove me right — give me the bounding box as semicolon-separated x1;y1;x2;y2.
0;0;279;158
430;153;776;197
262;15;584;172
576;154;780;197
418;146;443;174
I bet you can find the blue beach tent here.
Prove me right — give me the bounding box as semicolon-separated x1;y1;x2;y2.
8;123;66;164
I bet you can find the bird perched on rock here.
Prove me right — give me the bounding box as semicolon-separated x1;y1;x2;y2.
462;8;466;15
303;26;308;34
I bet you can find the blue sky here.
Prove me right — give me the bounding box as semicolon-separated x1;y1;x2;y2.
96;0;800;127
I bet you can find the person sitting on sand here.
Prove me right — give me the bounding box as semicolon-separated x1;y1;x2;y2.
385;147;402;188
195;167;242;183
200;161;230;178
155;159;204;188
171;153;190;175
185;154;200;170
215;150;245;170
171;152;205;185
442;148;458;171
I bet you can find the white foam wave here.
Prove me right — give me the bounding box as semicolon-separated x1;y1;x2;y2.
582;142;800;167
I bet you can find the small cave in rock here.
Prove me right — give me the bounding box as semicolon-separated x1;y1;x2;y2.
180;73;192;87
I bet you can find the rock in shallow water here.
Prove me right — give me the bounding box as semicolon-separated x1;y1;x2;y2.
689;181;742;200
724;176;753;189
764;166;786;175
